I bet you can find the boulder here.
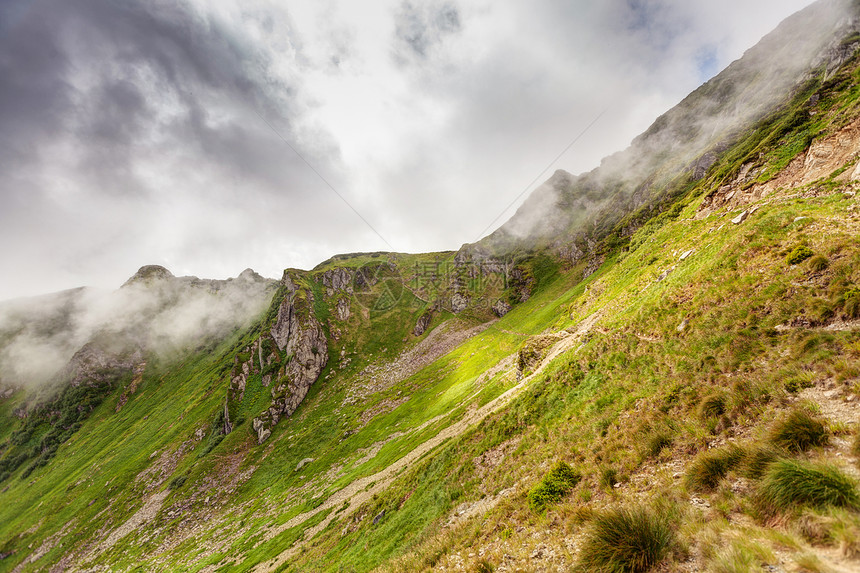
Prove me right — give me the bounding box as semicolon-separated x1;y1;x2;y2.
492;300;512;318
451;293;468;313
731;210;749;225
413;311;433;336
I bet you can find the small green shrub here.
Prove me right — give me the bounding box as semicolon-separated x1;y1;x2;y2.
757;460;860;513
685;445;745;491
808;255;829;272
783;374;815;394
786;245;814;265
528;461;581;512
698;393;726;419
768;409;829;453
168;475;187;490
576;506;674;573
473;559;495;573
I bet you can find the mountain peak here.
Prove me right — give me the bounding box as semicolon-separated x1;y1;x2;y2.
237;268;264;282
122;265;174;287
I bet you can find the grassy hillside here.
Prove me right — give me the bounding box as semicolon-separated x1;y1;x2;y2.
2;14;860;573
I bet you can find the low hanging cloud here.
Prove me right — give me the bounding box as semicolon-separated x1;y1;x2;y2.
0;0;820;301
0;268;276;389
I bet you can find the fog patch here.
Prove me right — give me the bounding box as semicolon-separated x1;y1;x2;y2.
0;269;276;389
496;0;859;242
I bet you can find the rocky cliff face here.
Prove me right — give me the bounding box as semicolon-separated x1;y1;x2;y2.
227;272;329;444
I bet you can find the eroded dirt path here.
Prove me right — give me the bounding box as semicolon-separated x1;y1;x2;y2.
253;313;601;572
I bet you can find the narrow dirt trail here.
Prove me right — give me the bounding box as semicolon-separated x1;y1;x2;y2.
253;313;601;572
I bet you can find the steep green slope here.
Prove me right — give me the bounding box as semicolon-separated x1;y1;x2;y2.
0;248;575;571
269;45;860;573
2;3;860;572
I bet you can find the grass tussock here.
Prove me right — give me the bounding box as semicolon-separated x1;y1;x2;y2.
644;431;673;458
527;461;581;512
739;445;781;480
808;255;829;272
768;409;829;453
685;445;745;492
575;505;674;573
709;539;774;573
698;393;727;420
757;459;860;514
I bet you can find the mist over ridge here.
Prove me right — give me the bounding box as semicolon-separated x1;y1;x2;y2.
489;0;860;250
0;266;276;390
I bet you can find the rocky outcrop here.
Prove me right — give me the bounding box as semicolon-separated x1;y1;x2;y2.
235;273;329;444
62;334;146;388
321;268;353;296
336;298;351;321
413;311;433;336
122;265;174;288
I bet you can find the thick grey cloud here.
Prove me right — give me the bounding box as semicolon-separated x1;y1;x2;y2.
394;1;462;61
0;0;820;300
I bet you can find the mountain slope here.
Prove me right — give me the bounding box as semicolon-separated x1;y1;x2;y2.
477;0;860;263
2;1;860;572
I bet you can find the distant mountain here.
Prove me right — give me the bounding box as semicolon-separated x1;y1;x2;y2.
0;266;276;392
476;0;860;260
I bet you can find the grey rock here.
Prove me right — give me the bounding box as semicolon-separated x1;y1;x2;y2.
62;336;145;388
492;300;512;318
336;298;351;321
236;268;265;282
731;210;749;225
322;268;353;296
373;510;385;525
413;311;433;336
251;279;328;444
122;265;174;288
451;293;468;313
295;458;314;471
583;256;604;279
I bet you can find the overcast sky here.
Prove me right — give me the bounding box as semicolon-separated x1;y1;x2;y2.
0;0;816;299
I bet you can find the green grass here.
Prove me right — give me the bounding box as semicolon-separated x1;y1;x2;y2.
852;431;860;463
685;445;745;492
808;255;829;272
709;539;774;573
575;506;674;573
739;445;781;480
768;409;830;453
697;392;726;419
757;459;860;514
643;430;673;459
